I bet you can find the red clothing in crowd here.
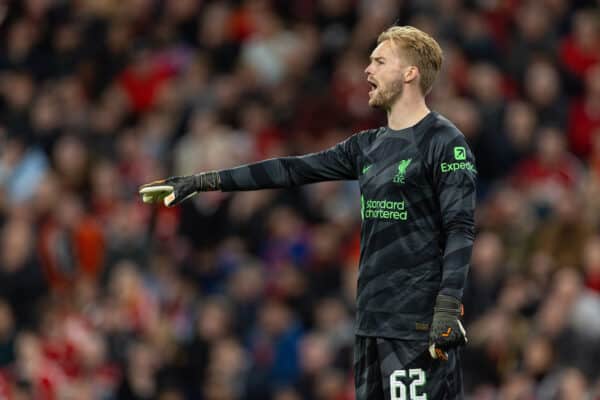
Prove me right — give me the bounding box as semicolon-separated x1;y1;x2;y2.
38;216;105;292
511;155;580;190
118;61;175;113
560;37;600;79
586;273;600;292
568;98;600;158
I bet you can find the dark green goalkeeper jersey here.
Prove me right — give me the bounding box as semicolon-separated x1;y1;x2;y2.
218;111;476;340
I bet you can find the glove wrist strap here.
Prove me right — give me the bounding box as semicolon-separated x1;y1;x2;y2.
194;171;221;191
434;294;461;315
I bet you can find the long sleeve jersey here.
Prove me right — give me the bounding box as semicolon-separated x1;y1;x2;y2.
218;112;476;340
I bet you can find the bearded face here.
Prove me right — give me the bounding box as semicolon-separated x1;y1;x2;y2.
365;40;411;110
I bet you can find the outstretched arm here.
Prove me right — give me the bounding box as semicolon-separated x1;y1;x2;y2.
219;138;358;191
140;135;359;206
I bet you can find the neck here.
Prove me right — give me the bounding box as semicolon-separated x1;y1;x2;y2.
387;92;430;130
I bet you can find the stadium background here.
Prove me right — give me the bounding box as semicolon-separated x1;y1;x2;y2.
1;0;600;398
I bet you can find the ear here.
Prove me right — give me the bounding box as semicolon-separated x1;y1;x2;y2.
404;66;419;84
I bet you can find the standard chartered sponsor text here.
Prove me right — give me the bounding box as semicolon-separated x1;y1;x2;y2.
363;198;408;220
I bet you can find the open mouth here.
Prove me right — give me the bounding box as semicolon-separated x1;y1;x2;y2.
368;80;378;94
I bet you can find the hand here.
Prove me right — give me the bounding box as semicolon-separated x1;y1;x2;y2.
139;171;221;207
428;294;467;361
139;175;199;207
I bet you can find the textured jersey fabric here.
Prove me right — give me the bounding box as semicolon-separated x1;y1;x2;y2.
219;112;477;340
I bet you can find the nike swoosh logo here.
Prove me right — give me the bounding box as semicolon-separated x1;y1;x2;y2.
362;164;373;174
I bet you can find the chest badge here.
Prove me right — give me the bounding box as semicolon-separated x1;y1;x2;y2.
393;158;412;184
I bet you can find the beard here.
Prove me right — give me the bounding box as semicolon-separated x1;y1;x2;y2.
368;79;403;110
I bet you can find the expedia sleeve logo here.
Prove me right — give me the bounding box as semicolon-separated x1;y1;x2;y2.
440;146;477;173
440;161;476;173
453;146;466;160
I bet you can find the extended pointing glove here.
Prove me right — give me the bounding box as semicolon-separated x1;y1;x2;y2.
139;171;221;207
428;294;467;361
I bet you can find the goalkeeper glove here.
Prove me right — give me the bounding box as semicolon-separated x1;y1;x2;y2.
428;294;467;361
139;171;221;207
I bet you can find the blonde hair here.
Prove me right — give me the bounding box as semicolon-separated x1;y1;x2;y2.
377;26;443;95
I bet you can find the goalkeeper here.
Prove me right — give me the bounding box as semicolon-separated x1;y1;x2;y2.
141;26;475;400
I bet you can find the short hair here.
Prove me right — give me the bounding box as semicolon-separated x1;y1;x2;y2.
377;26;443;95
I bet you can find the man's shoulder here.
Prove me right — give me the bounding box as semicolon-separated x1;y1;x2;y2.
355;126;386;137
349;126;385;146
421;112;467;146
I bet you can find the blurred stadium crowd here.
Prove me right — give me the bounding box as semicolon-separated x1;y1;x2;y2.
0;0;600;399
